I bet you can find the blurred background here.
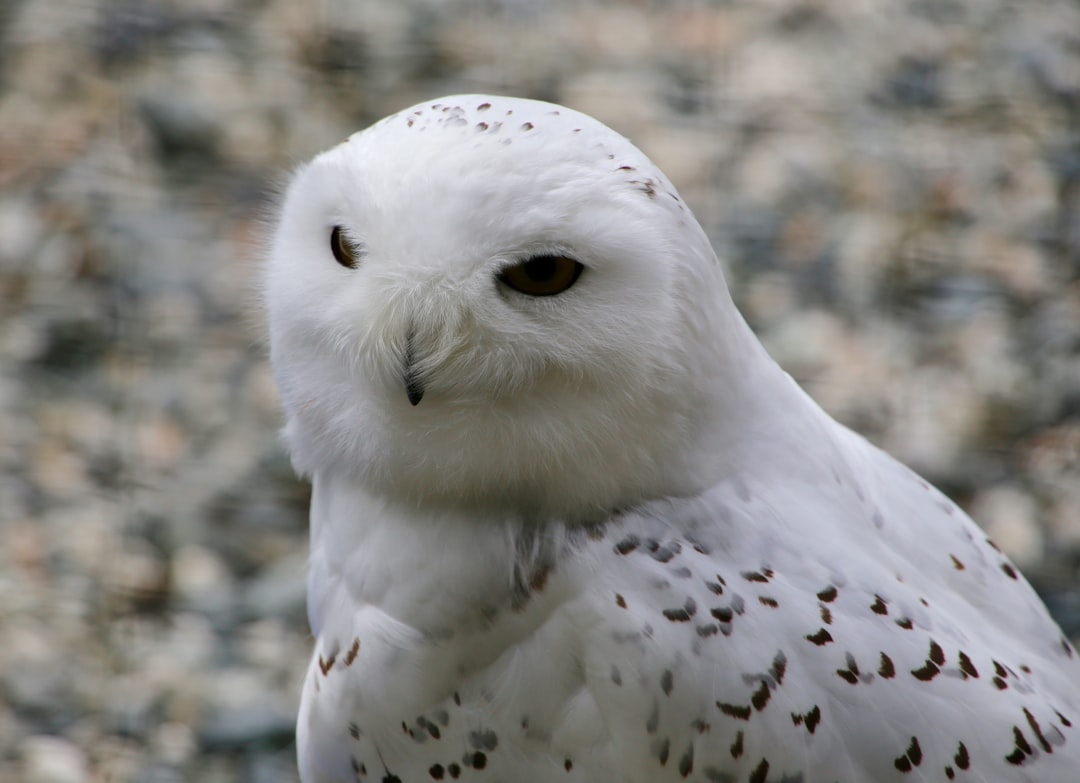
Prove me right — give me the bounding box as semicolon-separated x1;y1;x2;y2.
1;0;1078;780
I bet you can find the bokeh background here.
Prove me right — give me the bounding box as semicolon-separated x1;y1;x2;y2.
2;0;1079;780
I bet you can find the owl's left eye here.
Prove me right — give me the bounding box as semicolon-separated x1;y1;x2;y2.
330;226;362;269
499;255;583;296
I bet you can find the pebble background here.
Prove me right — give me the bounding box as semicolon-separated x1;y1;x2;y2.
2;0;1079;781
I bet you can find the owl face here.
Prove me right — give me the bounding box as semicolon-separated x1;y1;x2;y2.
266;96;732;517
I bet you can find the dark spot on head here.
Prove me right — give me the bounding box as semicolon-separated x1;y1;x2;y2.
521;122;534;131
950;554;965;570
618;165;635;171
344;638;360;666
1001;563;1018;580
820;606;833;624
806;628;833;646
476;122;489;131
661;669;674;696
611;665;622;685
870;595;888;615
705;581;724;595
615;593;627;609
614;535;640;555
477;103;491;111
742;570;770;584
564;758;572;772
758;596;779;608
896;617;914;630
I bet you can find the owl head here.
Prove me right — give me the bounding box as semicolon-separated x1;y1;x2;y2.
266;95;762;519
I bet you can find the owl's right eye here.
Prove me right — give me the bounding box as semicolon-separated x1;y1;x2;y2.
330;226;361;269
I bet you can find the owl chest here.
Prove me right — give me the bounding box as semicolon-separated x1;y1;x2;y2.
302;561;626;782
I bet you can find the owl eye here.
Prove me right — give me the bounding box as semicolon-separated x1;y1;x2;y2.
330;225;361;269
498;255;584;296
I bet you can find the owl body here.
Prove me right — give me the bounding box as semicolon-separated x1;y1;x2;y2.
297;401;1079;783
267;96;1080;783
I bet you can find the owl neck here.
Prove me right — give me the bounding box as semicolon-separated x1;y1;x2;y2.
306;471;584;637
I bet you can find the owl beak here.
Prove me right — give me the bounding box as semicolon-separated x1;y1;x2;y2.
404;331;425;406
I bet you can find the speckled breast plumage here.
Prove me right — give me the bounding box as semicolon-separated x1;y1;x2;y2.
297;428;1080;783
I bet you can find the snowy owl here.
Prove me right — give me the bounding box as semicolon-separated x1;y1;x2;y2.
266;95;1080;783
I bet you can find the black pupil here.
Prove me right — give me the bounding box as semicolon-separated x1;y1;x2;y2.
523;256;557;282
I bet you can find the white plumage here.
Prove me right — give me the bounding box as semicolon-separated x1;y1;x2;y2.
266;95;1080;783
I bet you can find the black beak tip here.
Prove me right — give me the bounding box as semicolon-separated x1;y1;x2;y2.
406;381;424;406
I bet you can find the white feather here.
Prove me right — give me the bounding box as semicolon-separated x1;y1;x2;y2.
267;95;1080;783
